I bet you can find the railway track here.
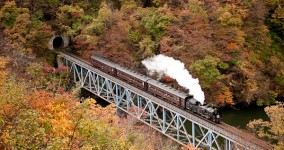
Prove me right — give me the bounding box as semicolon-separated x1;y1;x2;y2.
219;123;272;150
57;51;272;150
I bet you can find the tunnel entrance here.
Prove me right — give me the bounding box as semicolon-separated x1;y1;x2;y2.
143;0;152;7
48;34;69;50
53;36;64;49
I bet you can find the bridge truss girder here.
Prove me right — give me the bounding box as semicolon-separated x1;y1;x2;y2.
58;55;246;150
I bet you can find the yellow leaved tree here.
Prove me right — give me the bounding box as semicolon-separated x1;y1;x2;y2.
247;102;284;149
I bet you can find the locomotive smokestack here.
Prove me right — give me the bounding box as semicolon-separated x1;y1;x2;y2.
142;54;205;104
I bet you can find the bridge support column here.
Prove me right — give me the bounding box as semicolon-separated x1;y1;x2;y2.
137;95;142;116
149;102;154;125
106;80;112;100
87;71;91;88
73;65;77;83
126;89;133;110
162;108;166;134
192;122;195;148
177;115;180;140
115;84;121;114
138;96;142;109
80;66;83;86
225;139;231;150
208;131;212;150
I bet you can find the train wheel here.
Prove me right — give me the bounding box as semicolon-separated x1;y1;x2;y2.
216;119;220;123
186;107;190;110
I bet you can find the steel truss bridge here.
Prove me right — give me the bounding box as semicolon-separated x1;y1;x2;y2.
57;52;271;150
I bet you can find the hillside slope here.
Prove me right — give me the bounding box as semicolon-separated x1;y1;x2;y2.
1;0;283;106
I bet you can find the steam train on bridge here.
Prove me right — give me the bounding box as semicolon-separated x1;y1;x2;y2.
91;56;222;123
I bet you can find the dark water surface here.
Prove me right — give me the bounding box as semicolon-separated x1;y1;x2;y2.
220;105;269;129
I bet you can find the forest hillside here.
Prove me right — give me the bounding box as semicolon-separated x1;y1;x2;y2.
1;0;283;106
0;0;284;149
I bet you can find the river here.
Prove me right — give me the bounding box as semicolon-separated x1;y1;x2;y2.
220;105;269;129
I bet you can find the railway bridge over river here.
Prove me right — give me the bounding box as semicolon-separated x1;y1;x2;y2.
57;52;272;150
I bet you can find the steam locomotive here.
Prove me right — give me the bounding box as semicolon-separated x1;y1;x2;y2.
91;55;222;123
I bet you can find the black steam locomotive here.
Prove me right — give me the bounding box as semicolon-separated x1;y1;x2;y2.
91;55;222;123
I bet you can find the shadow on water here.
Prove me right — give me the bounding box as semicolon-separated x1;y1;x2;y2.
220;104;269;129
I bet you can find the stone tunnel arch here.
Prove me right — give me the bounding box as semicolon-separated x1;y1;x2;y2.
48;34;70;50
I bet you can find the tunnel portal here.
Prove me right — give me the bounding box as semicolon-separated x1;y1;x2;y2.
53;36;64;49
48;34;69;50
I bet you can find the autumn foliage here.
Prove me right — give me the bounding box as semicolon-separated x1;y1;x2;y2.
1;0;283;106
0;79;179;149
247;102;284;149
0;0;284;148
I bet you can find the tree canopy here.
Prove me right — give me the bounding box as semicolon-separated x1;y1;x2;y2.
247;102;284;149
1;0;283;106
1;0;284;148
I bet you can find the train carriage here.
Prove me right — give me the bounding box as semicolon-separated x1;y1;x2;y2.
91;55;222;123
115;66;152;90
147;79;188;107
91;56;119;76
91;55;152;90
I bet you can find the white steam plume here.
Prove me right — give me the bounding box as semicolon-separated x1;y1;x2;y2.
142;54;205;104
